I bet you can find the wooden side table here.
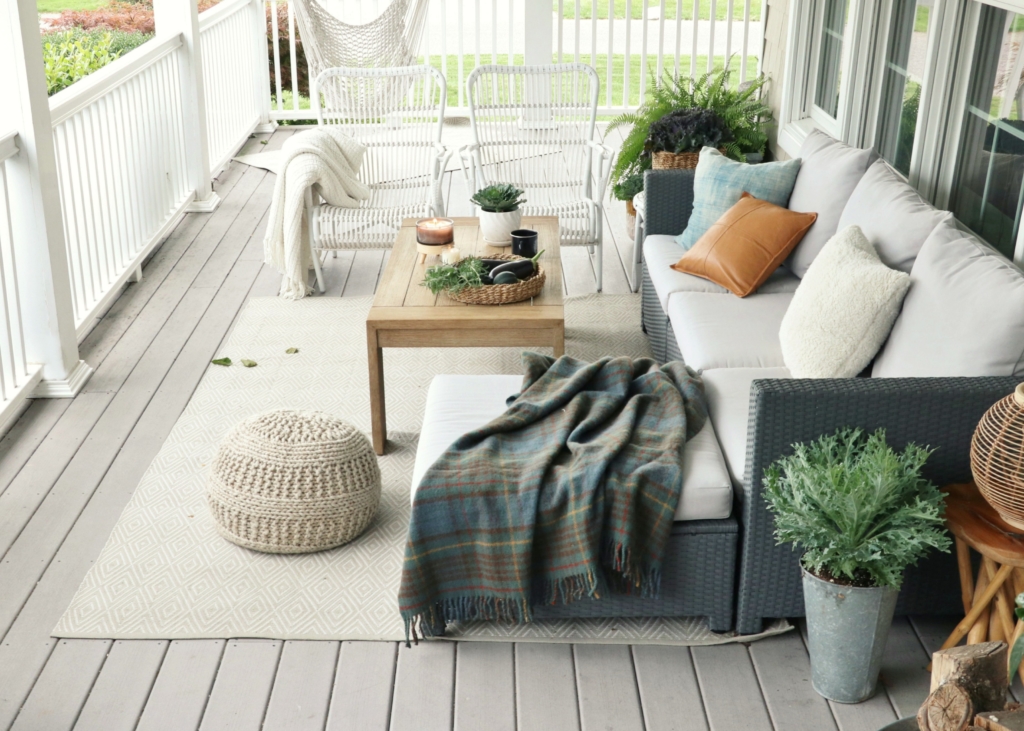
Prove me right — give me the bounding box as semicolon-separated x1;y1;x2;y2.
938;483;1024;681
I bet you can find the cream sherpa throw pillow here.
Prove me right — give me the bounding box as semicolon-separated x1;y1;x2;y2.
780;225;911;378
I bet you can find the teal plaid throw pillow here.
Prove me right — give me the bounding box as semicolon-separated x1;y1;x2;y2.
676;147;803;250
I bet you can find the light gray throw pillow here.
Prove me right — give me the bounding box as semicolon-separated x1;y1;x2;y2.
837;159;952;273
871;222;1024;377
785;130;878;278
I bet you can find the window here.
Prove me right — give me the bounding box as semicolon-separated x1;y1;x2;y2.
875;0;933;175
948;5;1024;259
813;0;851;120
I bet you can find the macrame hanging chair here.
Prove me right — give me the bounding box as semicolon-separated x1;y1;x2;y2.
291;0;431;78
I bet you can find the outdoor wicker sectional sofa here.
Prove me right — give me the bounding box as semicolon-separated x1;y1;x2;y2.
641;133;1024;633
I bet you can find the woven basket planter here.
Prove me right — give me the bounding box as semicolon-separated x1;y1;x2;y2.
448;253;545;305
652;147;727;170
971;383;1024;529
207;410;381;554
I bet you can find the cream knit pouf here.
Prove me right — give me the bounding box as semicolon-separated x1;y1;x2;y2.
207;410;381;554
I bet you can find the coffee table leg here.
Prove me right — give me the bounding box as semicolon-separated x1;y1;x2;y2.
367;326;386;455
553;322;565;358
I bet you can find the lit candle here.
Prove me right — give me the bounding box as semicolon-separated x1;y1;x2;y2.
441;247;462;265
415;217;454;245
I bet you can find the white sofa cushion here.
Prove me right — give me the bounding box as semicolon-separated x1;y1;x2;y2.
780;225;910;378
872;222;1024;377
412;374;734;521
644;235;800;309
668;292;792;370
837;159;952;273
701;367;792;486
786;130;878;278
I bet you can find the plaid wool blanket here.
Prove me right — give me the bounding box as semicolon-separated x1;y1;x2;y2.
398;353;707;640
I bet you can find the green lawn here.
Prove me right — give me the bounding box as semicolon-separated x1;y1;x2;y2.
37;0;107;12
556;0;761;21
423;53;758;108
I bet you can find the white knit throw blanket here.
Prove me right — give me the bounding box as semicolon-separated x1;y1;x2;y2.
264;128;372;299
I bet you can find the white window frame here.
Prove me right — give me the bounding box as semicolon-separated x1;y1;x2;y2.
776;0;878;156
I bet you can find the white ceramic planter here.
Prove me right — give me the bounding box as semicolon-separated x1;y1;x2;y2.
479;209;522;246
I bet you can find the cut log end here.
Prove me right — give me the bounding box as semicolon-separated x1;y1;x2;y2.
919;683;975;731
931;642;1009;714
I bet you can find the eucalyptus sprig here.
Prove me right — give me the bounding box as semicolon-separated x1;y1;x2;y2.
422;257;486;295
763;428;951;589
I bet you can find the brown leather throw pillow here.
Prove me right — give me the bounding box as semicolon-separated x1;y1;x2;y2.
671;193;818;297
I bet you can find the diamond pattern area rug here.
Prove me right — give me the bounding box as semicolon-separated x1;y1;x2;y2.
55;294;790;644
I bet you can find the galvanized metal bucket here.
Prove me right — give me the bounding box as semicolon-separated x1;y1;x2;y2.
802;569;899;704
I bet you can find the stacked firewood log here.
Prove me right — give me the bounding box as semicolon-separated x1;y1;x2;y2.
919;642;1024;731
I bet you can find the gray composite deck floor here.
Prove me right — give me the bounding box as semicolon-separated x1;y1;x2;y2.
0;126;961;731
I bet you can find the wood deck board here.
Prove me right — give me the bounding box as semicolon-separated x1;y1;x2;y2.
0;130;947;731
454;642;515;731
136;640;226;731
8;639;111;731
389;641;455;731
72;640;168;731
632;646;709;731
198;640;282;731
325;641;398;731
573;644;645;731
262;641;339;731
692;644;775;731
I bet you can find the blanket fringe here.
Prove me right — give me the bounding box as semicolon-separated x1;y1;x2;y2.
400;542;664;645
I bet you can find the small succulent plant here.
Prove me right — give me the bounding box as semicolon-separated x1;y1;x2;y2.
645;108;732;156
471;183;527;213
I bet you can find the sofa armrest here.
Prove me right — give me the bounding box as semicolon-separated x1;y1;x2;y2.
734;376;1022;634
643;169;695;237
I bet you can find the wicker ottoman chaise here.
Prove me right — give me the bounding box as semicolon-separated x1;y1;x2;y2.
411;374;738;631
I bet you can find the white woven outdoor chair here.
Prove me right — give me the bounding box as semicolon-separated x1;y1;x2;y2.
307;66;451;293
459;64;615;291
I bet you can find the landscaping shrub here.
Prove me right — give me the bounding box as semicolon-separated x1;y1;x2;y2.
43;29;152;95
49;0;218;35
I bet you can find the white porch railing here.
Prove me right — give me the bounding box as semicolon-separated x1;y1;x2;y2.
200;0;270;175
49;37;193;335
268;0;763;120
0;132;43;430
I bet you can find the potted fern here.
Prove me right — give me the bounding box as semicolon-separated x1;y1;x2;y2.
471;183;526;246
763;429;951;704
607;66;774;207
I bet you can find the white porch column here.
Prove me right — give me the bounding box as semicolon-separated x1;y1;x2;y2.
154;0;221;212
523;0;554;66
0;0;92;398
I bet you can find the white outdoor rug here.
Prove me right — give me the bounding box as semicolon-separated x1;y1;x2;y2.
55;294;790;644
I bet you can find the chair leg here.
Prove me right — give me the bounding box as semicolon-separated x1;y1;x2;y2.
631;216;643;293
595;241;603;293
311;246;326;294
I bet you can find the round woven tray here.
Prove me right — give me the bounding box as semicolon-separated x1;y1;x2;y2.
448;253;545;305
652;147;727;170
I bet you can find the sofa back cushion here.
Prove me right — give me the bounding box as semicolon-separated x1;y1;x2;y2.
671;193;817;297
837;159;952;273
785;130;878;278
871;223;1024;377
675;147;802;250
780;225;910;378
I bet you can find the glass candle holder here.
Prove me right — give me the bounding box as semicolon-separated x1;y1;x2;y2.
415;217;454;245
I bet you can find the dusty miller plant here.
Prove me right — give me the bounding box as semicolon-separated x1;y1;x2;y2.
763;428;951;589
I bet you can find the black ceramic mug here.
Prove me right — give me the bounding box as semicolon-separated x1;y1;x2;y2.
510;229;538;258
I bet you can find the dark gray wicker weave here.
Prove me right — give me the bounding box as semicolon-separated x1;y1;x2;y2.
533;519;737;631
641;167;1024;634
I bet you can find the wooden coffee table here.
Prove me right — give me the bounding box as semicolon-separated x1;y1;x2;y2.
366;216;564;454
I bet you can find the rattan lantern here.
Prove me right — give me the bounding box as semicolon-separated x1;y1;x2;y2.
971;383;1024;529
